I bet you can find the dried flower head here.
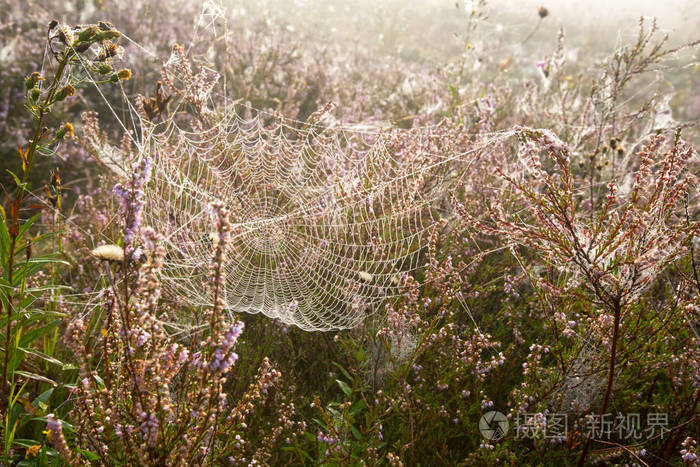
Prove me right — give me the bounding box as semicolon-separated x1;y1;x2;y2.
97;63;113;75
25;72;44;91
97;41;122;61
77;25;100;42
55;122;74;140
117;68;132;81
96;30;121;41
52;84;75;103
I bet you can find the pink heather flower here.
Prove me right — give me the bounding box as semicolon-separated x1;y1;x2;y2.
112;156;153;248
46;414;62;434
177;348;189;364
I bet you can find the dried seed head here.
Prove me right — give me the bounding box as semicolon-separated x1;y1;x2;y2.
55;122;74;140
56;26;74;46
97;63;113;75
96;30;121;41
53;84;75;103
97;42;121;61
77;26;100;42
74;41;92;53
25;72;44;91
538;6;549;18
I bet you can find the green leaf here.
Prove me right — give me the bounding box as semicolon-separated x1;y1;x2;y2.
92;374;106;390
75;448;100;461
331;362;353;381
17;213;41;239
4;411;20;454
13;258;69;285
350;400;366;415
19;320;62;349
304;431;317;443
16;460;38;467
6;170;27;191
14;371;57;387
336;379;352;397
33;388;54;412
281;446;314;462
8;327;25;375
23;284;71;295
35;388;54;404
0;207;9;266
19;349;76;371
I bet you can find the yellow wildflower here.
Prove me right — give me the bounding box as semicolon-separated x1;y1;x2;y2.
25;445;41;458
117;68;132;81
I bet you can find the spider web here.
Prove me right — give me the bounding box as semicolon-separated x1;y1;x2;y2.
135;106;500;331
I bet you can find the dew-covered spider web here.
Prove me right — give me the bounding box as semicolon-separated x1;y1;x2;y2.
131;106;512;331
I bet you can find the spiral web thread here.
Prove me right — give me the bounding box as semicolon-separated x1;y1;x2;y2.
132;107;516;331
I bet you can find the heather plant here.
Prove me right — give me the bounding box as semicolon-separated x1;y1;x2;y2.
172;6;449;126
456;128;700;463
55;181;303;464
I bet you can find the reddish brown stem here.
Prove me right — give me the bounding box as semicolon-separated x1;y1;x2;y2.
1;236;17;397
